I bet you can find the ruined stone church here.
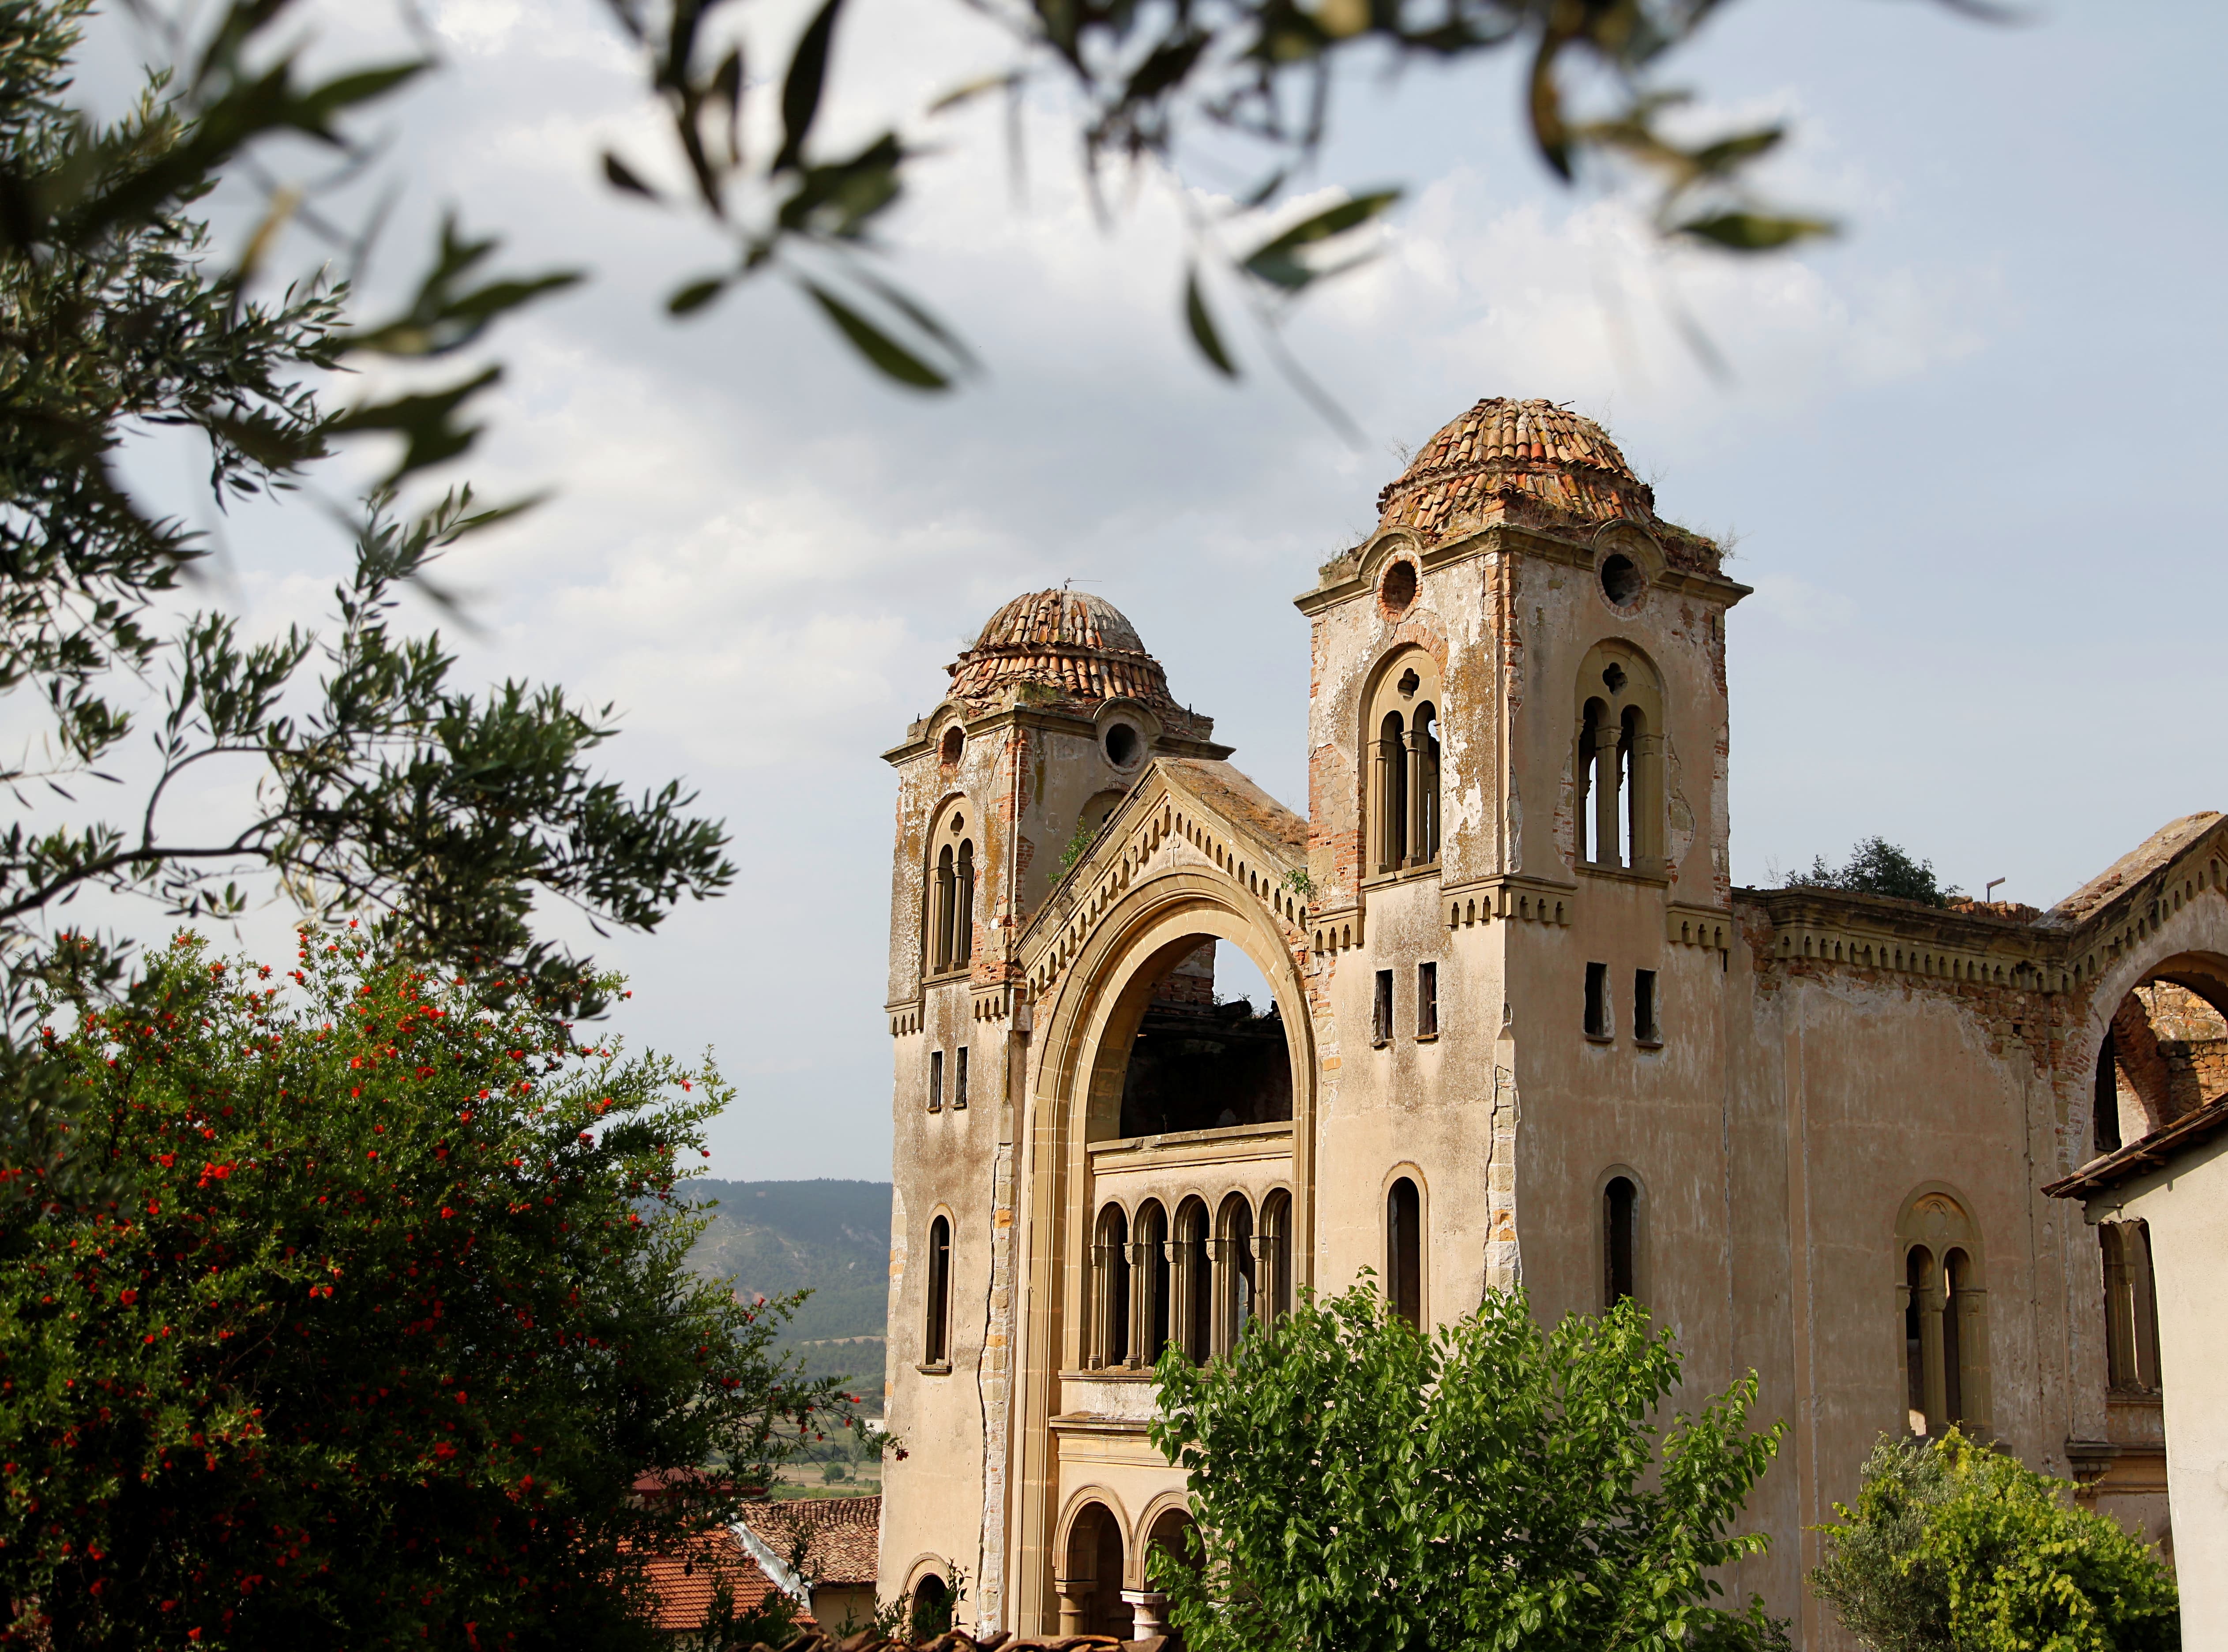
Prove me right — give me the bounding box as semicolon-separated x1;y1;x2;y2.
875;397;2209;1646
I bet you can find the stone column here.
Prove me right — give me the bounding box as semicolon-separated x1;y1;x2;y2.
1373;734;1397;874
1919;1277;1948;1437
1591;721;1622;867
1167;1237;1195;1361
1403;727;1427;867
1127;1237;1157;1366
1631;731;1664;869
1123;1591;1168;1639
1053;1583;1090;1637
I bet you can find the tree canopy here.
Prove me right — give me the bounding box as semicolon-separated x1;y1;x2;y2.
0;926;852;1650
1149;1284;1789;1652
1810;1431;2179;1652
1785;837;1961;908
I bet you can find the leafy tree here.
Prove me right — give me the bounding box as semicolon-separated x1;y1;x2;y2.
1148;1284;1790;1652
1811;1431;2179;1652
0;4;726;1004
0;926;853;1650
1786;837;1960;908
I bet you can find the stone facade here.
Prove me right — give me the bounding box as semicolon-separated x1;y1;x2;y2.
876;399;2205;1648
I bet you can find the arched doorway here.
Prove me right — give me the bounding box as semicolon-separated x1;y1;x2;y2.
1057;1500;1129;1639
909;1572;953;1640
1134;1504;1199;1638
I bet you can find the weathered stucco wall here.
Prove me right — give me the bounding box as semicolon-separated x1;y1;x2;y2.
878;407;2213;1645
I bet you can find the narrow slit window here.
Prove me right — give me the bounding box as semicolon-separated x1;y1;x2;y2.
2102;1220;2163;1394
1417;962;1438;1039
1584;962;1610;1039
924;1215;951;1366
1373;969;1394;1048
2094;1032;2122;1153
928;1049;943;1113
954;1045;969;1110
1386;1177;1422;1329
1604;1176;1637;1307
1633;969;1658;1043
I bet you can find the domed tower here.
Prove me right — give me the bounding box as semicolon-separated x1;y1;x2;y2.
879;590;1226;1611
1292;393;1750;1330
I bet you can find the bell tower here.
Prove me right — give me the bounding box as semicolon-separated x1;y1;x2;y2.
1290;396;1750;1322
877;589;1227;1624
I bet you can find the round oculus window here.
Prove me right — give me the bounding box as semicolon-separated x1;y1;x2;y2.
1103;722;1140;766
1599;552;1644;608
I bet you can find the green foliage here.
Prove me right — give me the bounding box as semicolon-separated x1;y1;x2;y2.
1058;817;1099;876
1787;837;1961;907
1811;1432;2179;1652
0;0;730;1021
704;1569;803;1652
1149;1283;1789;1652
0;928;854;1649
592;0;1850;391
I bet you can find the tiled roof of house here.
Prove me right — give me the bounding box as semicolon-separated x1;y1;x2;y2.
632;1528;800;1634
743;1496;881;1587
947;592;1212;738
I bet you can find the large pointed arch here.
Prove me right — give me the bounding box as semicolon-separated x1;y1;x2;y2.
1006;761;1315;1635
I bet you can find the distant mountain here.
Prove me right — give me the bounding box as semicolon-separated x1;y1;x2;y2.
681;1179;892;1400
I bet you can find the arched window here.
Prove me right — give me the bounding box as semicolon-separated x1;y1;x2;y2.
924;1214;952;1367
1386;1175;1422;1329
1365;652;1444;879
2101;1220;2162;1394
932;844;957;972
925;805;974;976
1412;702;1441;867
1375;710;1409;875
1896;1191;1989;1437
1172;1198;1211;1361
1093;1204;1131;1369
1573;645;1664;873
2093;1030;2122;1153
1214;1194;1255;1356
953;839;975;972
1259;1190;1293;1324
1604;1176;1638;1308
1131;1201;1169;1366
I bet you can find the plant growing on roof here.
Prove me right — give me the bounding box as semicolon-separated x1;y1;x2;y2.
1785;838;1961;907
1149;1282;1790;1652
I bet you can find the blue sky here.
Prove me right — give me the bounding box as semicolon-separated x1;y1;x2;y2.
80;0;2228;1177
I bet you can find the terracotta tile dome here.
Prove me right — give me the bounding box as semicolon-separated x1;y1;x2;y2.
947;589;1177;713
1375;397;1658;544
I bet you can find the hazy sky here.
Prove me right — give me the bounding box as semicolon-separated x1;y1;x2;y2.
84;0;2228;1178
